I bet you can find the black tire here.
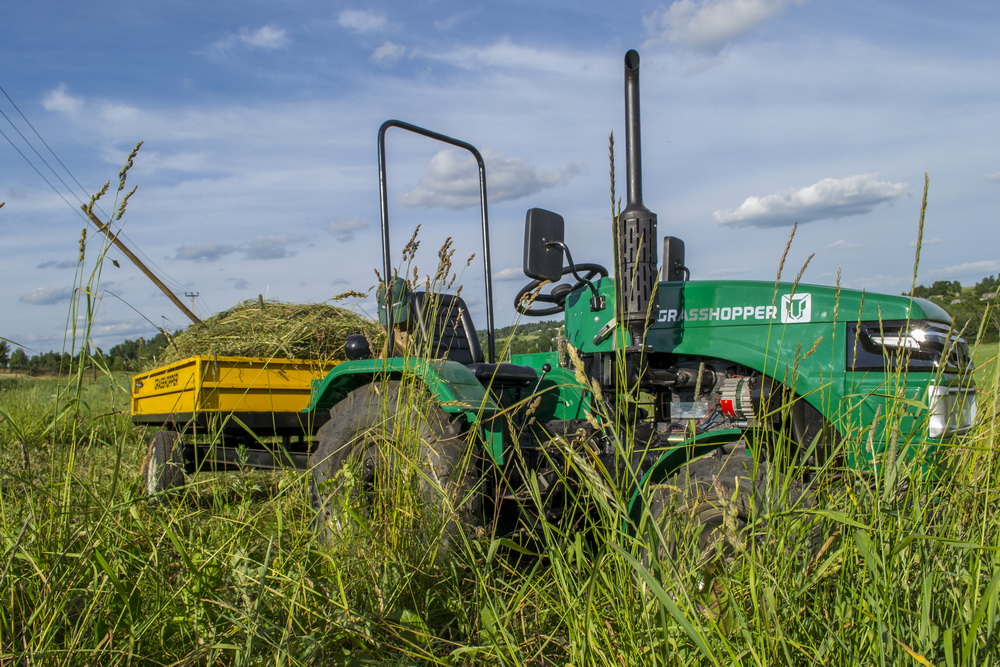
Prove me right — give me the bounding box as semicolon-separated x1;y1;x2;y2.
309;381;480;550
645;446;759;578
645;444;820;588
141;430;185;497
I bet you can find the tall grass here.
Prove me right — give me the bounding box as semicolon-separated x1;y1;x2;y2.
0;345;997;664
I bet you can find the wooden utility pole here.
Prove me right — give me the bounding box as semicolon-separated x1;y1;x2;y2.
81;205;202;324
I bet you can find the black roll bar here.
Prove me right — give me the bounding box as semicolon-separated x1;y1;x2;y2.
377;120;496;363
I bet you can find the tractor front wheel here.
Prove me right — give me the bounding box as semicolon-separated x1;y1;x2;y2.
646;446;759;578
644;444;814;589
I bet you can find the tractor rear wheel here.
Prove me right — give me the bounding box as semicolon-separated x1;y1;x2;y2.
309;381;480;552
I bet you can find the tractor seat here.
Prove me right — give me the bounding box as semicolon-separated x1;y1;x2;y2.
468;362;538;385
409;291;538;386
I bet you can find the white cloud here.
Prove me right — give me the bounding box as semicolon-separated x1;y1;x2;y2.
241;234;304;260
326;217;369;242
87;319;159;340
173;242;237;262
42;85;83;115
645;0;802;54
431;39;601;76
372;41;406;67
400;149;584;209
209;25;289;53
99;102;141;125
20;286;74;305
826;239;862;251
704;267;754;277
338;9;388;34
139;150;213;174
930;260;1000;278
239;25;288;50
495;267;526;282
36;259;79;269
433;12;477;31
985;172;1000;182
714;174;909;228
173;235;305;261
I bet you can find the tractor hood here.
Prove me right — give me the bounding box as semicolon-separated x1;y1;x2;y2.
568;279;952;354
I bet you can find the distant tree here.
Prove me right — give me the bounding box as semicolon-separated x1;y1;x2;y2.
909;275;1000;344
9;348;27;370
974;274;1000;297
0;340;8;368
935;280;961;297
107;331;172;371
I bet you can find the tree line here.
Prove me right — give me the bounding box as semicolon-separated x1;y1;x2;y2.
911;274;999;343
0;333;171;375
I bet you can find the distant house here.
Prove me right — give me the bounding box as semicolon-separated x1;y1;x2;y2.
981;292;998;301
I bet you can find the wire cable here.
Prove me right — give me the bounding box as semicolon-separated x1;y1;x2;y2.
0;85;92;201
1;88;190;293
0;124;87;221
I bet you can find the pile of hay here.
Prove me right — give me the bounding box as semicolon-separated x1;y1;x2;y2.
157;299;384;364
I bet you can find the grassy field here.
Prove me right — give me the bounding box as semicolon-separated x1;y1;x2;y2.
0;342;998;666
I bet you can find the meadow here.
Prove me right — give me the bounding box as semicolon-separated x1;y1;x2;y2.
0;338;995;666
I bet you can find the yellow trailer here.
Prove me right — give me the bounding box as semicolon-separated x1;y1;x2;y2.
131;355;338;494
131;355;336;419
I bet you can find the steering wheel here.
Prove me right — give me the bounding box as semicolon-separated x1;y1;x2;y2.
514;263;609;316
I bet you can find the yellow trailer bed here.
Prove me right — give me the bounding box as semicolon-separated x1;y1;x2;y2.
133;356;341;483
131;355;336;420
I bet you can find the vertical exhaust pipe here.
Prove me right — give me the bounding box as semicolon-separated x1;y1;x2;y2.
616;49;658;346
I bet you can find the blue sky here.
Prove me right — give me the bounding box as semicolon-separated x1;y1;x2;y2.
2;0;998;354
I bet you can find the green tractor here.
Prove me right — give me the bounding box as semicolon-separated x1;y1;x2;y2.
304;49;977;548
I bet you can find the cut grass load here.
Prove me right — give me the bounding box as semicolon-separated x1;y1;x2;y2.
158;298;385;366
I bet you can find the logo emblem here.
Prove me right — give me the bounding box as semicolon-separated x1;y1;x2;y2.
781;293;812;323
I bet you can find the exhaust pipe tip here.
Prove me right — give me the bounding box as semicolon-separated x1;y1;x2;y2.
625;49;639;72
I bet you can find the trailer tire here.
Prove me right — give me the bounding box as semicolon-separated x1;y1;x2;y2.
309;381;480;553
141;430;185;498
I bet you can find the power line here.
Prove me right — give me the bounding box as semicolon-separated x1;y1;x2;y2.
0;104;86;206
0;86;191;294
0;85;91;201
0;124;86;219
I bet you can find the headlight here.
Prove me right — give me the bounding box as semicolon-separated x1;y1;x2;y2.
927;384;977;438
848;321;973;374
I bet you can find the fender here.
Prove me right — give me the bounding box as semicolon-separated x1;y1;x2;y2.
303;357;507;462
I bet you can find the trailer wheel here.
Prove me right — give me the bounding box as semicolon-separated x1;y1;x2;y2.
141;430;185;497
309;381;480;552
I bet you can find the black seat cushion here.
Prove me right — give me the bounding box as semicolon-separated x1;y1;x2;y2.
468;362;538;386
409;291;540;386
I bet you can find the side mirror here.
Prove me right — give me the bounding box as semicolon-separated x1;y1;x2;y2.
523;208;565;282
